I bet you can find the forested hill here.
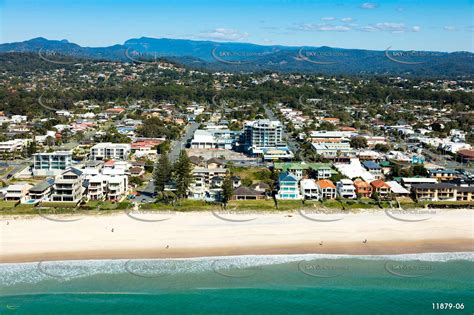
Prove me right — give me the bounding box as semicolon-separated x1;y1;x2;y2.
0;37;473;78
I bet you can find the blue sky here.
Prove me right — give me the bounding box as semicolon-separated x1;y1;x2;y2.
1;0;473;51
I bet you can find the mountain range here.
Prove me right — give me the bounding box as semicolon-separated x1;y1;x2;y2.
1;37;473;77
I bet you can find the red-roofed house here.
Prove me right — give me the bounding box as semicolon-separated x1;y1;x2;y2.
370;179;391;199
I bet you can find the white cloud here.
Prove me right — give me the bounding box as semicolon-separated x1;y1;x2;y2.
341;17;354;23
360;26;378;32
294;23;352;32
444;26;457;32
359;23;420;33
360;2;378;9
373;22;406;32
198;28;249;41
321;17;336;21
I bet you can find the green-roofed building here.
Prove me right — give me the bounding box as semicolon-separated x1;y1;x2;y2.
273;162;336;180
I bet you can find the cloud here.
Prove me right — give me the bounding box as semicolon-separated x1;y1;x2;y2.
359;23;420;33
360;26;378;32
443;26;457;32
293;23;352;32
373;22;406;32
465;26;474;32
321;17;336;21
341;17;354;23
198;28;249;41
360;2;378;9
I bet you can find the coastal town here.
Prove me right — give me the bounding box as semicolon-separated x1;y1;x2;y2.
0;57;473;212
1;0;474;312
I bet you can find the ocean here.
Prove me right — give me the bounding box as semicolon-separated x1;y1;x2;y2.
1;253;473;315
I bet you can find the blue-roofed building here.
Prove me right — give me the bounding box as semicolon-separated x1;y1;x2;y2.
277;172;301;200
362;161;383;179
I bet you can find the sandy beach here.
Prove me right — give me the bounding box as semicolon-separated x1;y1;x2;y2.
1;209;473;263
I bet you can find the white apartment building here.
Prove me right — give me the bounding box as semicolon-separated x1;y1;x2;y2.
191;129;241;150
87;174;128;201
0;139;28;154
244;120;285;152
311;142;353;158
33;151;73;176
90;143;131;161
51;168;85;203
336;179;357;199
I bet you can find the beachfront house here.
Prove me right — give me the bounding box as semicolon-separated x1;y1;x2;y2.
370;179;391;200
28;178;55;201
316;179;337;200
4;183;33;202
276;172;301;200
300;179;320;200
231;186;266;200
353;179;372;198
336;179;357;199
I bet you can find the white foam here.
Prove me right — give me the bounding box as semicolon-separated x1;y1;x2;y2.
1;252;472;286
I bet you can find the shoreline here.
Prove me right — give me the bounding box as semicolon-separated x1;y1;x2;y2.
1;210;473;264
1;239;473;264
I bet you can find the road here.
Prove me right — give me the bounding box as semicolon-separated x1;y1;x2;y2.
0;160;31;181
169;122;199;162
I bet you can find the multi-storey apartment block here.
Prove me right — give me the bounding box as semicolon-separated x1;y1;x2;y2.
33;151;73;176
51;168;85;203
244;120;284;150
90;143;131;161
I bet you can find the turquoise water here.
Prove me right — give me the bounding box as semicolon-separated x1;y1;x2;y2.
1;253;473;315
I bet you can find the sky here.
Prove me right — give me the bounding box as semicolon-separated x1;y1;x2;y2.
1;0;473;52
